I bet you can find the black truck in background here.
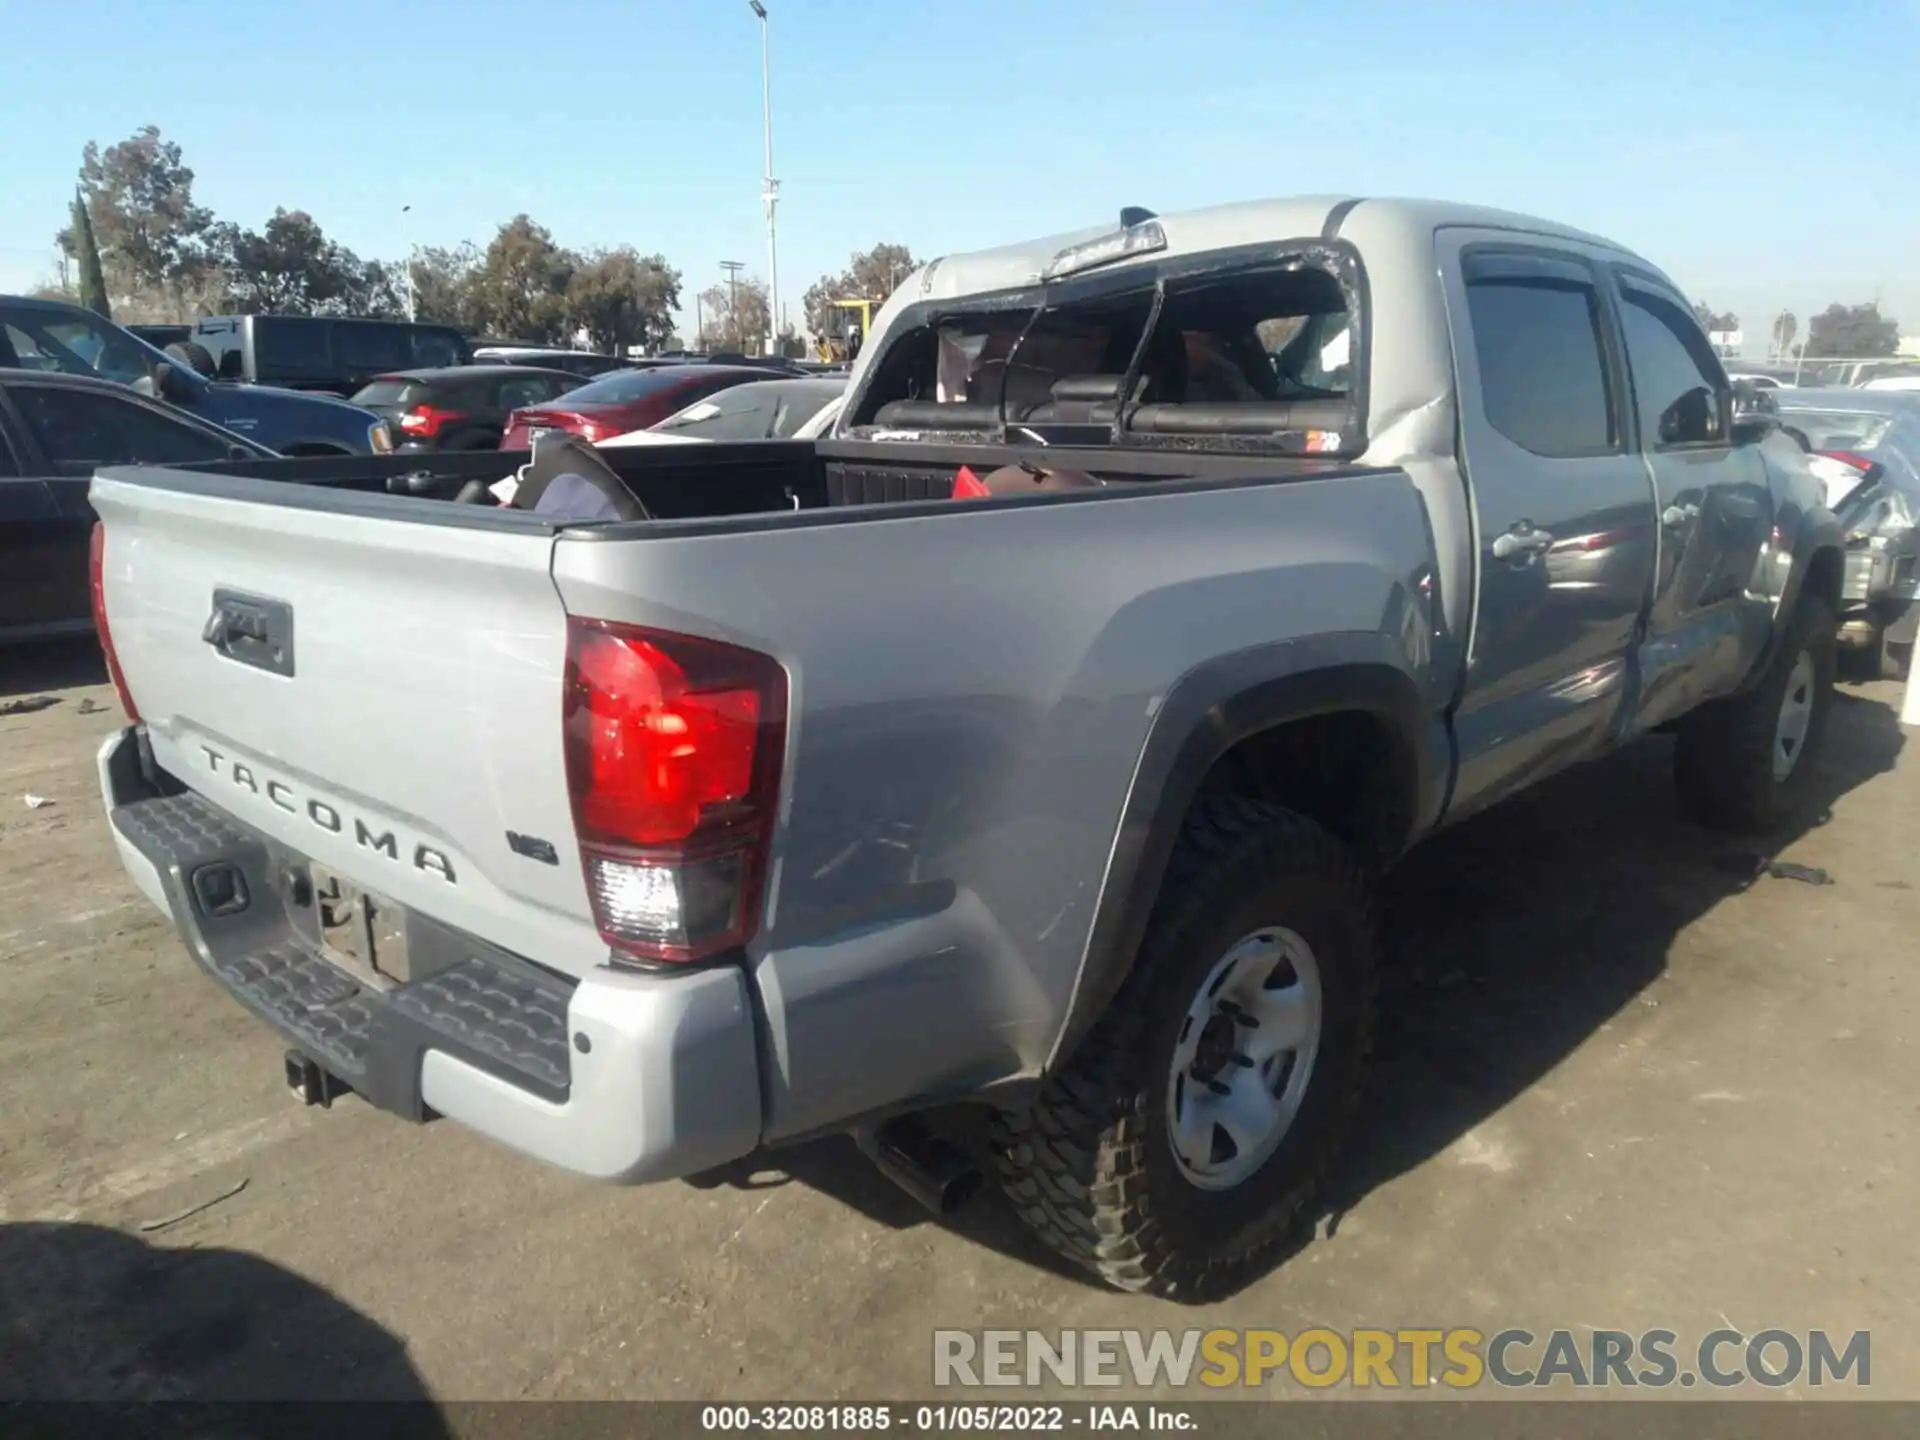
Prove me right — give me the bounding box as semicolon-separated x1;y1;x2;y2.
182;315;472;398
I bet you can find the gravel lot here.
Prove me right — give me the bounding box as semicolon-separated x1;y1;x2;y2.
2;637;1914;1404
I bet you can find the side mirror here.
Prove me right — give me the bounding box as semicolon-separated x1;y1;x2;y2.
1729;379;1779;445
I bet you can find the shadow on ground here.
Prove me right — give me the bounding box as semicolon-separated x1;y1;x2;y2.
0;1222;446;1424
1;636;107;700
695;687;1907;1293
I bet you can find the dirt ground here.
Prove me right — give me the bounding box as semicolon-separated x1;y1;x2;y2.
1;637;1915;1406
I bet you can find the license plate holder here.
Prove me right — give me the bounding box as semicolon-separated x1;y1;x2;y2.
311;864;411;989
525;426;552;443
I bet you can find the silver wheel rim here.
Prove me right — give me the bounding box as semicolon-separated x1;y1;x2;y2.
1166;927;1323;1191
1773;650;1816;782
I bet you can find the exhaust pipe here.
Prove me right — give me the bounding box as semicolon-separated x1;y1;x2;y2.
858;1117;984;1216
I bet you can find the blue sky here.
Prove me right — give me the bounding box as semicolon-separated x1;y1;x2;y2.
2;0;1913;351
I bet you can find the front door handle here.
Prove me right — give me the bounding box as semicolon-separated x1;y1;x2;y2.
1662;502;1701;528
1491;523;1555;561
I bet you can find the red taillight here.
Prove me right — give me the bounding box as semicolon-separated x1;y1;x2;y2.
398;404;467;437
562;619;787;963
88;523;141;723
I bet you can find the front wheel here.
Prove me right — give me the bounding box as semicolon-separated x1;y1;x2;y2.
1674;595;1836;830
992;798;1378;1300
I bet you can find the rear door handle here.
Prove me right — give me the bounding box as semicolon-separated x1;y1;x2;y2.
1491;523;1555;561
1662;503;1700;527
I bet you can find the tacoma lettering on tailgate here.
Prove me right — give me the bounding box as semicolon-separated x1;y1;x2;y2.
198;745;458;883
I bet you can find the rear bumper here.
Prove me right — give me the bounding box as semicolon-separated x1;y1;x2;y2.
98;727;763;1184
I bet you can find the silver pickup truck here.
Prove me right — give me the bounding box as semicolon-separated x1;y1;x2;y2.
90;196;1841;1301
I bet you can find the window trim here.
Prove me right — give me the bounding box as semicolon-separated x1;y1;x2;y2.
1607;265;1734;456
1458;241;1630;461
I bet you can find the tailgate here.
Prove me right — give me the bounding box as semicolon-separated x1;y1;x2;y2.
90;472;604;977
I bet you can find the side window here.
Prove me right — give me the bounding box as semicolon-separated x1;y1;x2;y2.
335;323;409;373
1616;283;1729;448
1464;260;1618;458
10;387;232;467
410;330;464;368
496;377;552;411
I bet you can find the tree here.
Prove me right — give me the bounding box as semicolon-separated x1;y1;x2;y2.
408;243;485;331
1691;301;1738;334
565;247;682;355
802;242;918;335
698;278;770;352
210;209;401;317
1771;310;1798;358
1805;302;1899;359
468;215;577;344
56;125;214;310
70;190;112;319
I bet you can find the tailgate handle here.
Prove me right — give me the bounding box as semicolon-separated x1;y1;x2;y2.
204;589;296;678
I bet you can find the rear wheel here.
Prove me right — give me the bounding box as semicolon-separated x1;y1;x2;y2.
992;798;1378;1300
1674;595;1836;830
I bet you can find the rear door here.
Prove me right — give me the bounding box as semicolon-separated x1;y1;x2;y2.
1439;234;1659;817
1;382;251;634
1606;266;1776;725
0;409;88;637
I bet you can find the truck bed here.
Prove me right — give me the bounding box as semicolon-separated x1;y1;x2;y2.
90;434;1440;1163
163;437;1386;526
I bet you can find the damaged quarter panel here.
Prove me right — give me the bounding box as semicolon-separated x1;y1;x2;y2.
550;473;1438;1140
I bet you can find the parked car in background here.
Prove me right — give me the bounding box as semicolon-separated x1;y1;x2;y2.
1863;376;1920;393
128;323;191;350
0;370;276;643
1776;387;1920;679
498;363;770;447
471;346;624;378
2;295;393;456
598;376;846;447
186;315;472;397
350;366;586;452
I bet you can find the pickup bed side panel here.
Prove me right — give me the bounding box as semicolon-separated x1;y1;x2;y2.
552;474;1440;1140
91;474;604;975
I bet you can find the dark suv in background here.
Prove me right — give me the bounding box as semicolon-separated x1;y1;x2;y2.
186;315;472;397
2;295;393;455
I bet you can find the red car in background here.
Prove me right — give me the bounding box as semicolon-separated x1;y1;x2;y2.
499;364;771;447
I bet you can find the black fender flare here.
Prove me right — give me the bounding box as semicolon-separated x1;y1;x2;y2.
1045;644;1441;1072
1746;506;1846;691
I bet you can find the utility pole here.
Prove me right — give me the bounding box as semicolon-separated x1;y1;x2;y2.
400;204;417;322
720;260;744;350
750;1;779;356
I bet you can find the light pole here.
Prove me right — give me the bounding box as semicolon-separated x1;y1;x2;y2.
750;0;779;356
400;204;416;322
